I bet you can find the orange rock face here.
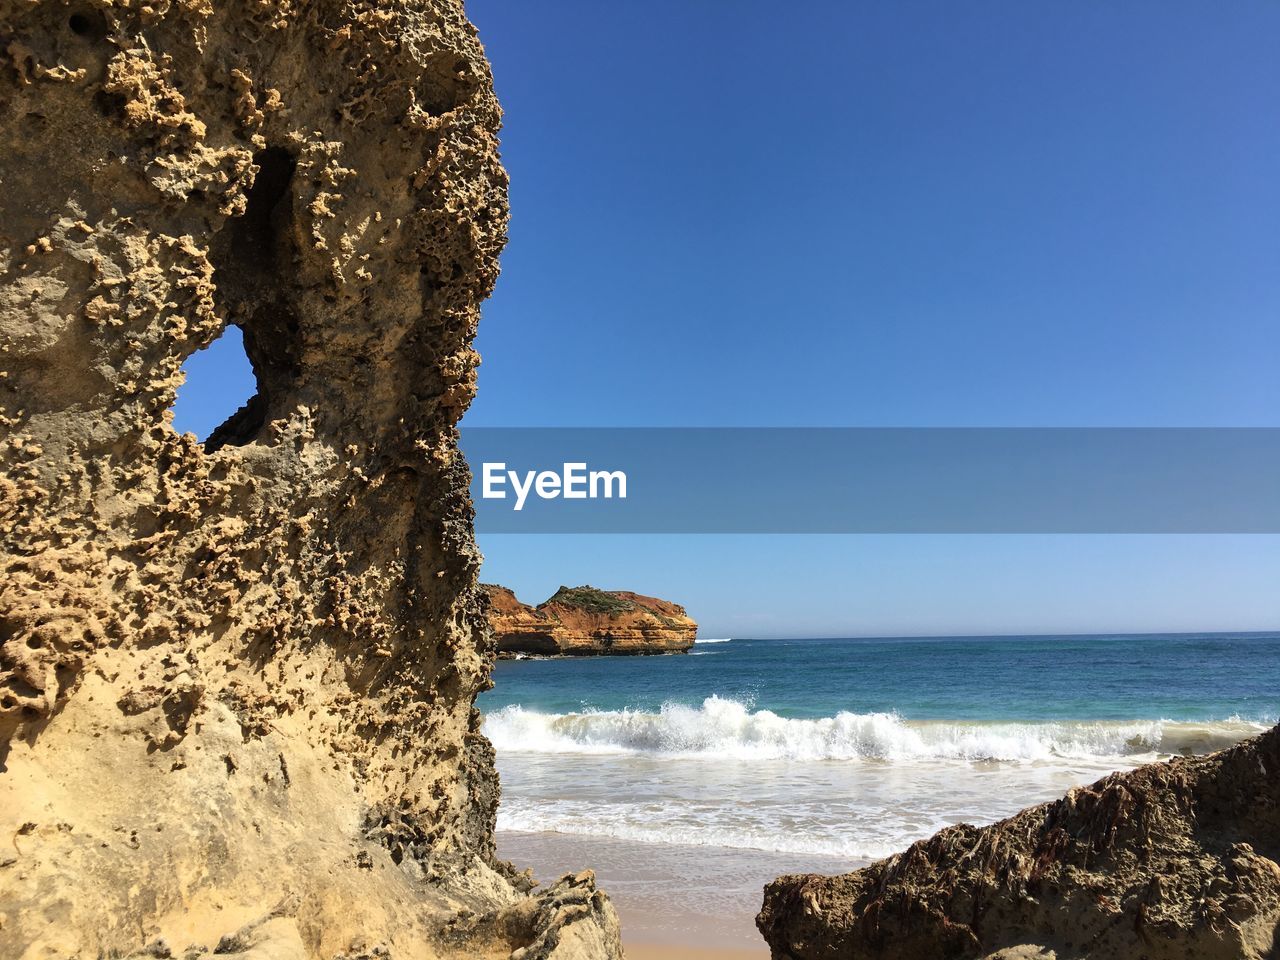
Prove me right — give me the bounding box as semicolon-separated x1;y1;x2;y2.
482;584;697;656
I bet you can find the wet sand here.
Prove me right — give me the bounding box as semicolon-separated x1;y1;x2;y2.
498;830;849;954
626;944;769;960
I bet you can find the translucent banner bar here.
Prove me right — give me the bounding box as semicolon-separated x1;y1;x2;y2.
461;428;1280;533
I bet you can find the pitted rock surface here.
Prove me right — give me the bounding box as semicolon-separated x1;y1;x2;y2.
0;1;621;956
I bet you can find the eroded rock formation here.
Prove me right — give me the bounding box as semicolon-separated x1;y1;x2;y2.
758;725;1280;960
483;584;697;656
0;1;620;956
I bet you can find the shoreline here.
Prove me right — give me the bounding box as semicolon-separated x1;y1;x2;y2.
486;635;1279;958
626;943;769;960
497;830;855;954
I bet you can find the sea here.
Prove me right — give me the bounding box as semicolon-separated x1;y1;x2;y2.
477;632;1279;950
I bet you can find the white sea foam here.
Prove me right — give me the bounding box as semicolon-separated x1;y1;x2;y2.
482;696;1266;762
695;637;733;644
496;797;912;860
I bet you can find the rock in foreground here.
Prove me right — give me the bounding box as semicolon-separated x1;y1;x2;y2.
484;584;697;656
0;0;620;956
758;725;1280;960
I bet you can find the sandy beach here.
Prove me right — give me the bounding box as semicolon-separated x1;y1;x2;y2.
497;830;849;954
626;944;768;960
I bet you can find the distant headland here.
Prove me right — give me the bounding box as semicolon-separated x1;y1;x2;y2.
482;584;697;656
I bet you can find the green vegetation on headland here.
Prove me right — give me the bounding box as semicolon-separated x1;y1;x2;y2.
546;585;637;615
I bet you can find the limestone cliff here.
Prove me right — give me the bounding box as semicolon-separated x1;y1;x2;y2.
483;585;697;656
758;725;1280;960
0;1;620;957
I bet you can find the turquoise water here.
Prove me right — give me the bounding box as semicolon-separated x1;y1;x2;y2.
480;632;1280;724
482;632;1278;947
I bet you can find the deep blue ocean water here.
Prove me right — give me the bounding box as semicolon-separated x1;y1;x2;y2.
480;631;1280;723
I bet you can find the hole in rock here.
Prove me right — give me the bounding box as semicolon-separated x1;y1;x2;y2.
172;325;261;450
67;9;107;40
240;147;296;257
175;145;304;453
186;146;304;453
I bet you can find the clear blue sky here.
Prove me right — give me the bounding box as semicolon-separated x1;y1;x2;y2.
175;0;1280;637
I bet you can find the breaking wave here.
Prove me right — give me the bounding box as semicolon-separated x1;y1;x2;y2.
482;696;1267;762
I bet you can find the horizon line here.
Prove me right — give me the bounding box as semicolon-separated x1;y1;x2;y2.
721;627;1280;643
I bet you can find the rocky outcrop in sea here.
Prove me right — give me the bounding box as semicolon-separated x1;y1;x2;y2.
483;584;698;656
758;724;1280;960
0;1;620;956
